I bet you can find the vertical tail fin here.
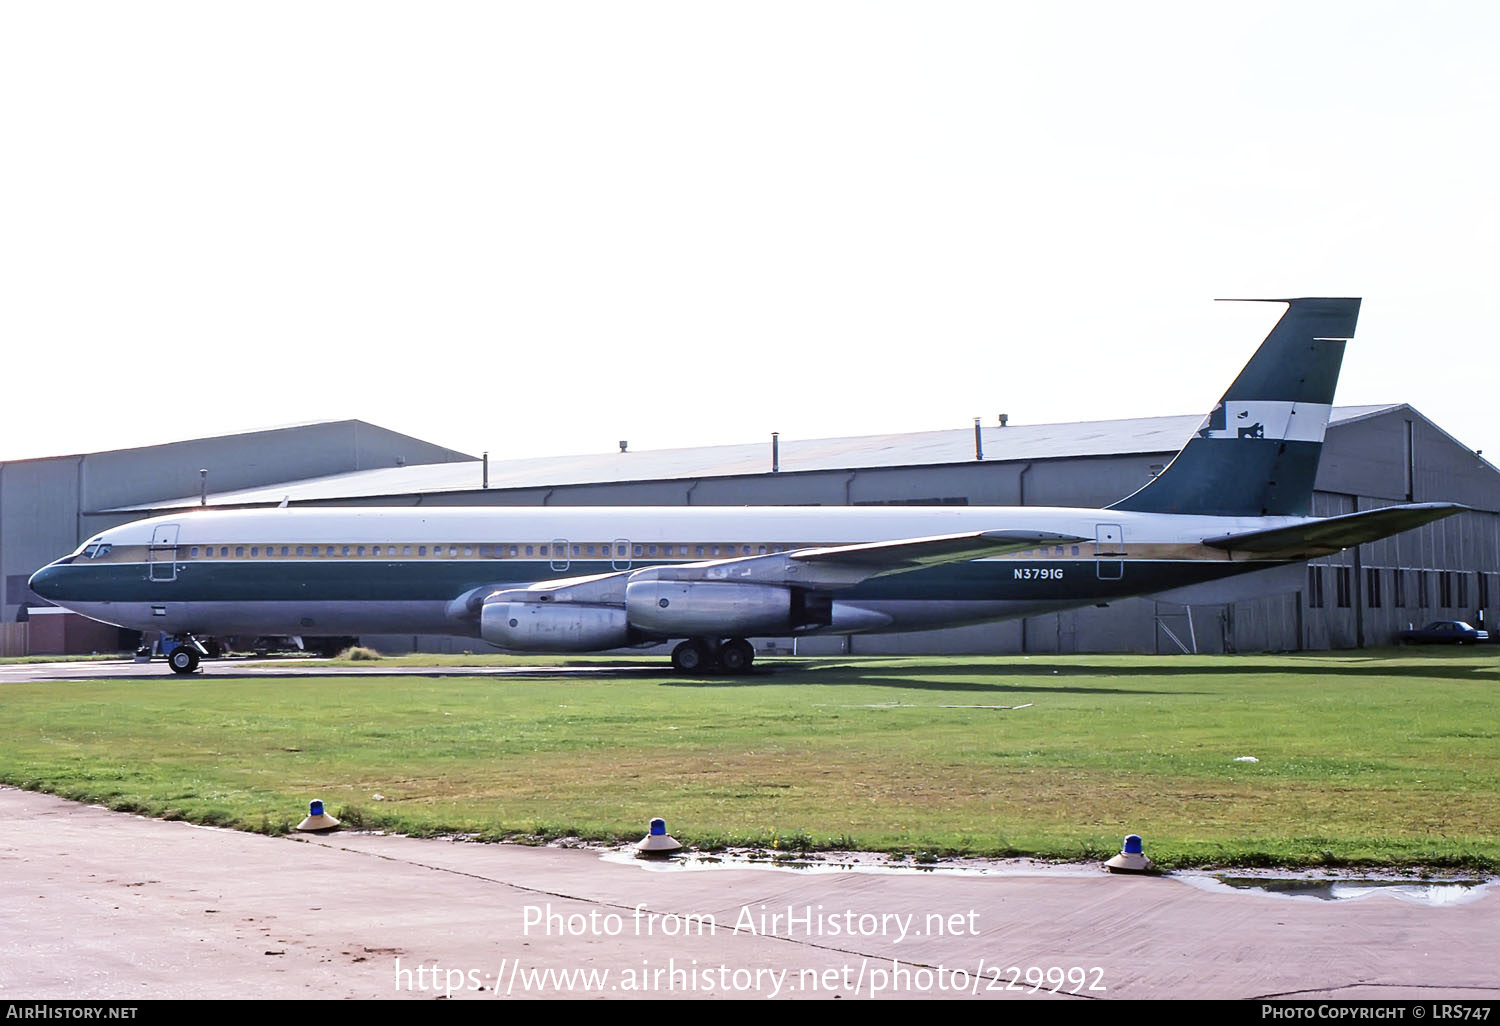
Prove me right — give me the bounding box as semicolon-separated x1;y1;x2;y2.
1108;298;1361;517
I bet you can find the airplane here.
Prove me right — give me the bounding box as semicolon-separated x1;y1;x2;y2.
28;297;1467;675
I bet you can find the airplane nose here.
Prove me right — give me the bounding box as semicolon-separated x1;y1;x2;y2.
28;563;65;601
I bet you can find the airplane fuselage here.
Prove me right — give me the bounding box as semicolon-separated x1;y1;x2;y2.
31;505;1298;642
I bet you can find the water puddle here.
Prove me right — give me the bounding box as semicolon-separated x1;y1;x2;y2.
600;848;1495;907
1177;873;1492;906
599;848;1099;879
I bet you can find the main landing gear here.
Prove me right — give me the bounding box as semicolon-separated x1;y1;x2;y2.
671;637;756;675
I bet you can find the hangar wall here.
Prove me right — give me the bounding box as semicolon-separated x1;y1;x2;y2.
0;457;84;627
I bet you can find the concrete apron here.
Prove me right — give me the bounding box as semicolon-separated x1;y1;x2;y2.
0;787;1495;1000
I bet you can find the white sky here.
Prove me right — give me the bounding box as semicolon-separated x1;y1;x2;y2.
3;1;1496;465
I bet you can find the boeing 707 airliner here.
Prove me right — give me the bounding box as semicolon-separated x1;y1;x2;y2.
29;298;1465;673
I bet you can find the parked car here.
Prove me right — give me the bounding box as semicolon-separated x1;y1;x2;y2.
1396;621;1490;644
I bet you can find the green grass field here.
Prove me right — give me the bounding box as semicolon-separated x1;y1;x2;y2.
3;651;1497;869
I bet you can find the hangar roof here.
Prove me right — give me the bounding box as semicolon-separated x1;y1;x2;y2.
105;405;1403;512
5;418;473;466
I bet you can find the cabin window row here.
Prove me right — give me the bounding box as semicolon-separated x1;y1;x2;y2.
174;542;1095;560
178;543;802;559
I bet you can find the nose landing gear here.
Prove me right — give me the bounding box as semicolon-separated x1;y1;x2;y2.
164;634;208;674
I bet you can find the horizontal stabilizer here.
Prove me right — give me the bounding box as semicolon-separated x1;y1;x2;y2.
1202;502;1469;559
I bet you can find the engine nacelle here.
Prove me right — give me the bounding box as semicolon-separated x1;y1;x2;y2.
626;580;801;636
480;601;629;652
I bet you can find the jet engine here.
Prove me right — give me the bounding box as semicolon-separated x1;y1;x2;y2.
625;580;828;636
480;601;630;651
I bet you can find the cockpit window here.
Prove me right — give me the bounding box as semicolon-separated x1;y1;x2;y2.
94;544;111;559
81;542;112;560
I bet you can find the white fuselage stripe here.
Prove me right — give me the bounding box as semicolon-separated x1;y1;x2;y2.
80;506;1313;552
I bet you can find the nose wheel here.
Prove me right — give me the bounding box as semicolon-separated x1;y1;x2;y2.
165;634;207;674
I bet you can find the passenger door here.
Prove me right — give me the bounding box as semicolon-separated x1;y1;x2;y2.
148;524;180;582
1095;523;1124;580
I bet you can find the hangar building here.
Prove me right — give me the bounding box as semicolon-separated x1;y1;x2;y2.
0;422;471;653
5;405;1498;655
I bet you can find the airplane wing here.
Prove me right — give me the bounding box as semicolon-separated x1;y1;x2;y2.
789;530;1089;573
475;529;1088;610
634;530;1089;590
1202;502;1469;560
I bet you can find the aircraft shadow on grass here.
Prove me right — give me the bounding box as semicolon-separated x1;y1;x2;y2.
659;674;1193;696
766;657;1500;684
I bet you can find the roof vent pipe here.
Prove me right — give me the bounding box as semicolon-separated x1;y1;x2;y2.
199;469;208;507
974;418;984;462
999;413;1009;427
771;432;780;473
619;440;629;453
482;452;489;490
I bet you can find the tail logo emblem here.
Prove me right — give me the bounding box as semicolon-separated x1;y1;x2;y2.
1196;401;1328;444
